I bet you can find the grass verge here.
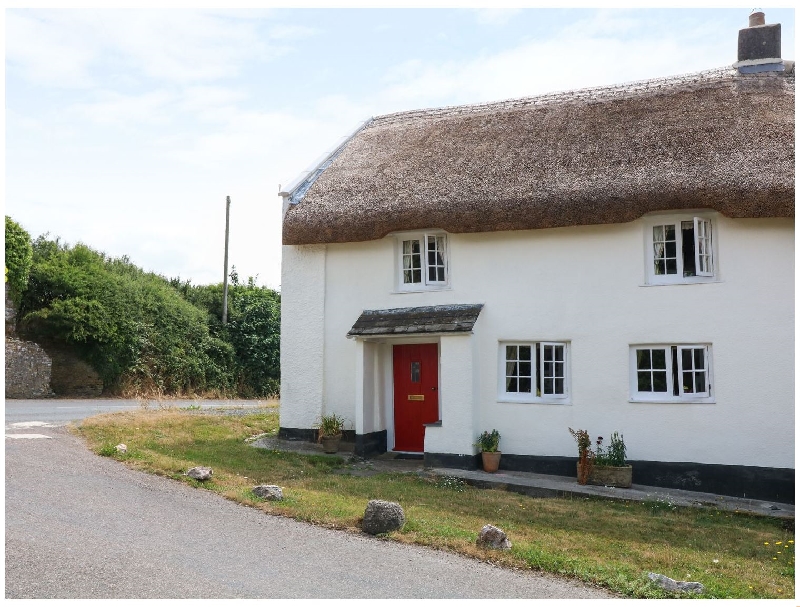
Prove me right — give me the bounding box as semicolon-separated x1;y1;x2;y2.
75;409;794;599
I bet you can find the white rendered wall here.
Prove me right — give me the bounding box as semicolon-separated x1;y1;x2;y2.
279;244;327;430
286;213;793;468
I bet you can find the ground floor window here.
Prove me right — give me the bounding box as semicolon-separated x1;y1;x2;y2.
631;344;712;402
499;341;569;403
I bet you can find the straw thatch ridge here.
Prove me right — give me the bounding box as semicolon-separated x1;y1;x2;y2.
283;66;794;246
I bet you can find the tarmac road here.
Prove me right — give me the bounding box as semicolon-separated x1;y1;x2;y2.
5;402;613;599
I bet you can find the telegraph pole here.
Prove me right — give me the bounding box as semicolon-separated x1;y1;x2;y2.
222;195;231;325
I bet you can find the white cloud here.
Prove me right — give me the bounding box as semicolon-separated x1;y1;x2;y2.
471;9;524;26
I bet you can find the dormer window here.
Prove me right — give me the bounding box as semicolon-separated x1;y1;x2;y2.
645;214;716;285
396;232;448;291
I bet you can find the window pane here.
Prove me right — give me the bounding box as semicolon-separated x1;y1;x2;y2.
506;345;517;360
554;362;564;377
665;241;676;258
653;371;668;392
519;377;532;393
544;378;553;394
682;348;692;369
664;225;675;240
519;346;531;360
653;225;664;241
636;349;651;370
411;362;420;383
436;267;445;282
403;240;412;254
506;377;517;392
506;361;517;376
543;345;553;362
519;361;531;377
554;346;564;361
654;260;666;275
652;349;666;369
666;259;677;274
412;269;421;283
696;372;706;391
694;348;704;368
554;378;564;394
544;362;553;377
638;371;652;391
683;371;694;393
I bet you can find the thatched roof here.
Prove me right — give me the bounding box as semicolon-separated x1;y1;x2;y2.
283;65;795;246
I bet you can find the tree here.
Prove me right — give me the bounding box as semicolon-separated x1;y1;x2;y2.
5;216;33;307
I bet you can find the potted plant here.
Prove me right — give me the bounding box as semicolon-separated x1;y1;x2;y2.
569;428;632;487
475;429;501;473
317;413;345;453
590;431;632;488
569;427;594;485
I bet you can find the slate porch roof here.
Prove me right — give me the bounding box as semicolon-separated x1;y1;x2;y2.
347;304;484;337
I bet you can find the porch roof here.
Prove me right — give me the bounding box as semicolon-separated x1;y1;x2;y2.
347;303;484;337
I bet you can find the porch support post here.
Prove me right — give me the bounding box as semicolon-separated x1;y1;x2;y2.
353;338;366;437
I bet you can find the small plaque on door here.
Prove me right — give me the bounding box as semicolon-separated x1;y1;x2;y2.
407;394;425;401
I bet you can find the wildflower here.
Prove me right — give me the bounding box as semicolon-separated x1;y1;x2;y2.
776;541;782;545
712;559;719;563
764;542;770;545
789;540;794;544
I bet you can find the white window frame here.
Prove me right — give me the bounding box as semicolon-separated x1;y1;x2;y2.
498;341;570;404
395;231;449;292
644;214;717;285
629;344;713;403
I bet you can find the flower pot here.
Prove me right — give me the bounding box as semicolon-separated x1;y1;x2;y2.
321;434;342;454
578;463;632;488
481;451;501;473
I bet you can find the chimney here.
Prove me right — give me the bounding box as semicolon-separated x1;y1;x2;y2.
734;10;783;73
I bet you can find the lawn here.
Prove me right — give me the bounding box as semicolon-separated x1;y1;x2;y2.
75;408;794;599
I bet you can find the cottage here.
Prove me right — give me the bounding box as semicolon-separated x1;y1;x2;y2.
279;14;794;502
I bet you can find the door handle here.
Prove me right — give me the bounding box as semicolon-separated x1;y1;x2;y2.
431;387;437;391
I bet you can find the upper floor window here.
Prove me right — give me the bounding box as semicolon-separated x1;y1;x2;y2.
630;344;713;403
499;341;569;403
645;215;715;284
396;232;448;291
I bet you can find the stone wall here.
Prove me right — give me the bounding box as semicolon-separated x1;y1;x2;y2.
5;285;103;398
5;337;55;399
45;346;104;398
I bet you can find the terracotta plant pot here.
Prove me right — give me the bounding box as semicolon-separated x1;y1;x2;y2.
481;451;501;473
320;434;342;454
577;463;632;488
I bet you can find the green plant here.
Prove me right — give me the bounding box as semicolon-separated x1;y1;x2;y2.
569;427;594;484
317;413;345;439
595;431;627;467
475;429;500;452
5;216;33;307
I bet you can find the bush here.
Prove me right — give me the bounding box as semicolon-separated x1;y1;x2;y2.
19;237;235;394
5;216;33;306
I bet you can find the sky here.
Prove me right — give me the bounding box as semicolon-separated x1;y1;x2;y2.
4;7;796;290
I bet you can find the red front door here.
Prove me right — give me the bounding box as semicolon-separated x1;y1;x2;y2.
393;343;439;452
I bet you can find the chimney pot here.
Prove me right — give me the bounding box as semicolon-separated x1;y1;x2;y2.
749;11;765;27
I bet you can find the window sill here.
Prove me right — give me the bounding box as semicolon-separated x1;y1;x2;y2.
498;397;571;405
629;398;715;404
639;279;722;287
392;285;452;294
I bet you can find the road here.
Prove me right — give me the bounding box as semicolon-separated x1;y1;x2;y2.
5;399;613;599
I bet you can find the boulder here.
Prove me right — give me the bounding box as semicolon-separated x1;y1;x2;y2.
115;444;127;454
647;573;705;594
476;524;512;550
362;500;405;535
186;466;213;481
253;485;283;501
